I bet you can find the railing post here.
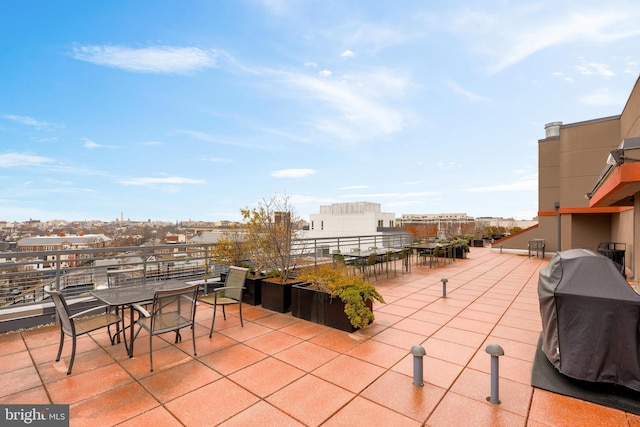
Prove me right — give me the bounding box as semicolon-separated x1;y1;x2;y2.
143;249;148;283
55;253;62;291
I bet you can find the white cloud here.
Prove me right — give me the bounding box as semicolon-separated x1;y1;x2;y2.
465;177;537;193
341;50;355;58
201;156;232;163
339;191;439;199
31;136;58;143
304;62;318;68
575;61;616;77
71;45;218;74
450;5;640;74
255;0;291;15
279;68;410;142
83;138;103;148
338;185;368;190
119;176;205;186
174;129;268;149
0;153;55;167
3;114;56;130
580;88;620;106
318;70;332;77
436;161;462;170
345;24;411;53
270;168;316;178
443;80;488;101
552;72;575;83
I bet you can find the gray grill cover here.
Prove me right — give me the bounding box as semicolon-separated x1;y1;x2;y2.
538;248;640;391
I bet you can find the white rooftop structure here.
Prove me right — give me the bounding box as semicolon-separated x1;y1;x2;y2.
307;202;397;238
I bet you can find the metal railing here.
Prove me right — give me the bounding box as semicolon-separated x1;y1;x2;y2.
0;232;412;331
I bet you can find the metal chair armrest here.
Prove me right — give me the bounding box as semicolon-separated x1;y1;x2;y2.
209;286;246;293
132;304;151;318
69;304;113;319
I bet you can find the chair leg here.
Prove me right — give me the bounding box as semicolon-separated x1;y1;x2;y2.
238;303;244;327
191;325;197;356
209;303;217;338
222;305;227;320
56;328;64;362
149;334;154;372
67;335;77;375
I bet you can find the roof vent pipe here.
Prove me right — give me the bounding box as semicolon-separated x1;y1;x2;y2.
545;121;562;138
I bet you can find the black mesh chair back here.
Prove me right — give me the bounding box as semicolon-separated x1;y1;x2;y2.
134;284;199;372
44;286;121;375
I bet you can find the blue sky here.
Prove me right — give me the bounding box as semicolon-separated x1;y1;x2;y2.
1;0;639;223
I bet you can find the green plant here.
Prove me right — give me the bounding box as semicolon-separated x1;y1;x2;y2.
298;264;385;329
450;237;470;252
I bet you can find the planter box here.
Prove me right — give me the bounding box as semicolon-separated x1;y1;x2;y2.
472;239;484;248
291;283;373;332
261;278;301;313
453;247;467;259
242;277;262;306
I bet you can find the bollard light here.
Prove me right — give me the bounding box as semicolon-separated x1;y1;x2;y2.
485;343;504;404
441;278;448;298
410;345;426;387
500;244;503;254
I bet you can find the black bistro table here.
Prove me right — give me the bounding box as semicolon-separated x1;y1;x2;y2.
90;279;190;357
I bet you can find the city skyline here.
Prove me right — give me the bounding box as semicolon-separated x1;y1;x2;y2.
2;1;640;223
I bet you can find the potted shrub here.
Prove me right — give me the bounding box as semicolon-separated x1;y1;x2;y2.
242;193;305;313
450;237;470;259
436;237;469;259
292;264;385;331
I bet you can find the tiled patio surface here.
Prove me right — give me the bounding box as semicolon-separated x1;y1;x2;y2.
2;247;640;426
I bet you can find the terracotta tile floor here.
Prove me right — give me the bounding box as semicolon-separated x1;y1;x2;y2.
2;247;640;426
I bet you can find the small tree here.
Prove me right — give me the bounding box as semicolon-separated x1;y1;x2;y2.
212;223;249;270
241;193;300;284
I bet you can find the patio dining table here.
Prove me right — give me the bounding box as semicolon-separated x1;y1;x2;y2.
90;279;191;357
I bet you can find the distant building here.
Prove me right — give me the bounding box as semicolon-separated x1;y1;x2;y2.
17;234;112;252
164;233;186;244
399;213;475;239
307;202;397;238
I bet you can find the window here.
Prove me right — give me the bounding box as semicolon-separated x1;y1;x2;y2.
377;220;383;227
321;220;324;230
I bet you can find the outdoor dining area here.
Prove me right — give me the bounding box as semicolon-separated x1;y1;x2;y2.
333;239;467;281
2;246;637;426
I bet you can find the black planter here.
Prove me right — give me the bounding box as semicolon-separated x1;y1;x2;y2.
242;277;262;306
291;283;373;332
472;239;484;248
261;279;300;313
453;246;467;259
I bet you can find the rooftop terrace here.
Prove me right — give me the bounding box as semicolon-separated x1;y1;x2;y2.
1;247;637;426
